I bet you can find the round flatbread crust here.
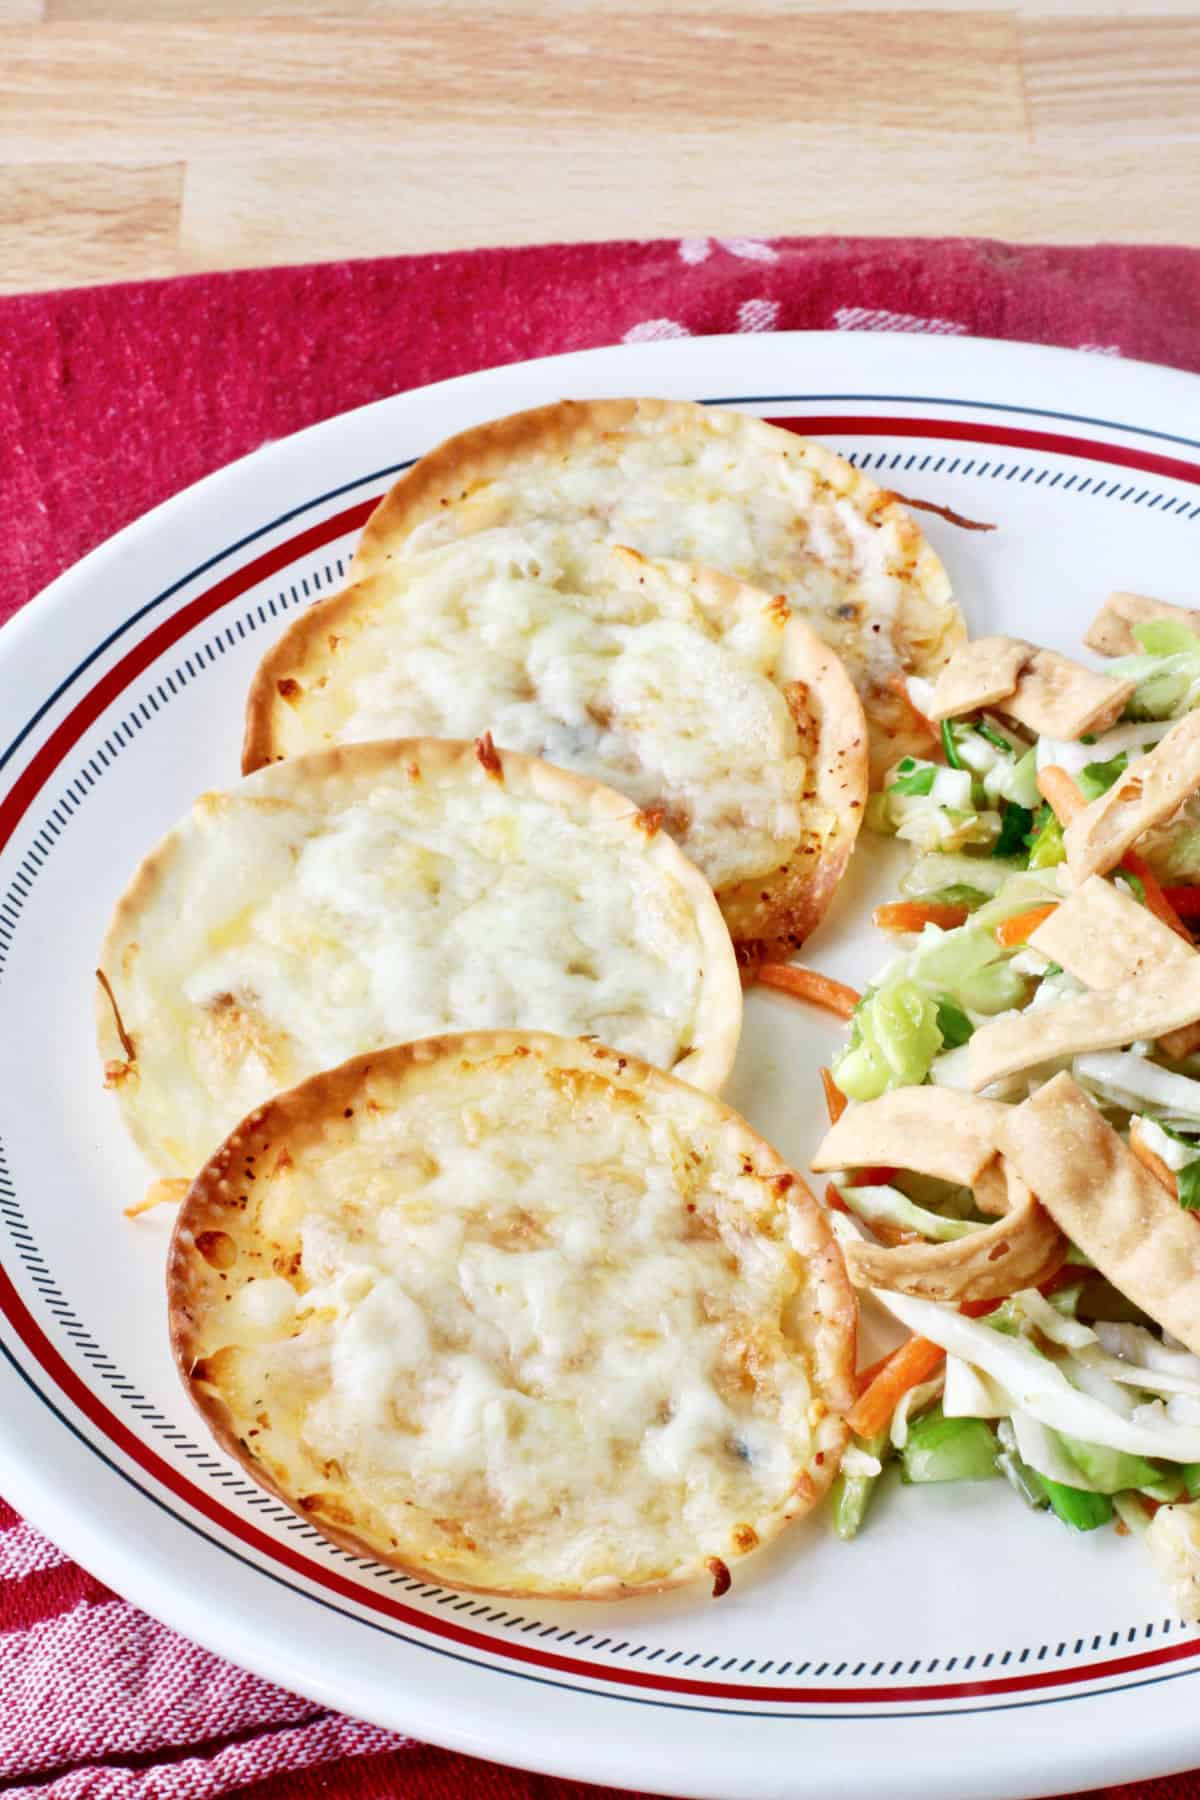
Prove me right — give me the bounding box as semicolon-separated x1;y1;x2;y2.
241;545;868;963
169;1032;856;1598
98;740;741;1176
351;397;964;772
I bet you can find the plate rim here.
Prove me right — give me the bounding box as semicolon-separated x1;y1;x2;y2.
4;329;1200;1800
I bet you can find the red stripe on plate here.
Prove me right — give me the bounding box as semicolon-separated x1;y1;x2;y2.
3;421;1200;1706
0;499;373;856
772;416;1200;488
0;1232;1193;1708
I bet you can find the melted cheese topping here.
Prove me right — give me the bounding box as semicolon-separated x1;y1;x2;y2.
395;416;938;688
188;1046;834;1594
275;531;807;890
107;752;724;1175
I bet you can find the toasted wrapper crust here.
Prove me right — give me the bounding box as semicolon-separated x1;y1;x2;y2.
711;594;867;965
97;740;743;1176
1001;1072;1200;1356
347;397;964;775
241;554;868;965
1064;711;1200;885
811;1089;1067;1302
1085;591;1200;658
168;1032;857;1599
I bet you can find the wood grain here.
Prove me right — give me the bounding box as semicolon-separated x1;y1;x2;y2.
3;5;1199;293
179;136;1200;273
1023;16;1200;137
41;0;1200;15
0;16;1025;156
0;163;181;293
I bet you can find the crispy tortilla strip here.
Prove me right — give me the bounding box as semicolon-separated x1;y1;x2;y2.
1003;649;1134;741
1028;878;1200;1062
1001;1073;1200;1356
1085;590;1200;658
843;1162;1066;1302
929;637;1030;720
1028;875;1195;990
812;1089;1066;1300
930;638;1134;740
968;953;1200;1091
811;1088;1013;1187
971;1161;1012;1219
1064;711;1200;884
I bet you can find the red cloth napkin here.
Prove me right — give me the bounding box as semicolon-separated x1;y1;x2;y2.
2;235;1199;1800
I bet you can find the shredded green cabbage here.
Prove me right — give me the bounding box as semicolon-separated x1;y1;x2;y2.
899;853;1012;901
1109;621;1200;720
833;980;943;1100
839;1183;983;1243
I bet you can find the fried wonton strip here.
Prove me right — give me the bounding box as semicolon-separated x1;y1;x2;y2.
1001;1073;1200;1356
842;1162;1066;1303
929;638;1134;740
1001;649;1135;742
1028;875;1195;990
968;954;1200;1091
1064;712;1200;884
1085;590;1200;659
1027;880;1200;1060
929;637;1031;720
810;1088;1013;1188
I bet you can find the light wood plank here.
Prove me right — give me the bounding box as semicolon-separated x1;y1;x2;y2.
0;14;1025;161
1024;15;1200;136
179;134;1200;275
42;0;1200;15
0;162;182;292
3;9;1197;293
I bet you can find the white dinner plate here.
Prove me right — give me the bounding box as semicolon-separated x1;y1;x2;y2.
2;332;1200;1800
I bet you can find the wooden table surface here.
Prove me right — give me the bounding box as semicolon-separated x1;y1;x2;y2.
2;1;1199;295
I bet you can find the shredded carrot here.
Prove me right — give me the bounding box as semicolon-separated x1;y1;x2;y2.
824;1180;850;1216
1163;886;1200;920
873;900;969;934
752;963;861;1020
1129;1122;1178;1199
820;1067;848;1125
886;672;937;741
853;1348;899;1394
1036;764;1088;826
1120;851;1193;942
994;902;1059;948
846;1336;946;1438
